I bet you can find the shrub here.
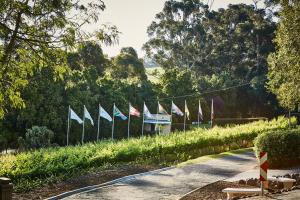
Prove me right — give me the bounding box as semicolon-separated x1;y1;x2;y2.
25;126;54;149
254;127;300;168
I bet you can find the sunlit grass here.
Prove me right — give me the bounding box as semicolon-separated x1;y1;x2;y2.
0;116;295;191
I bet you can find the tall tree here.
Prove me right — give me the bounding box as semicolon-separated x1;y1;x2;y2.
144;1;280;117
0;0;119;118
267;0;300;109
110;47;147;80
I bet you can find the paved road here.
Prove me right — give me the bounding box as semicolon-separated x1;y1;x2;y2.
64;150;257;200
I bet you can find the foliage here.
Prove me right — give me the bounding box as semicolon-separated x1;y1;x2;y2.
67;41;109;75
144;0;281;118
110;47;147;80
254;125;300;168
0;117;292;191
0;0;119;118
0;43;157;145
267;0;300;109
24;126;54;149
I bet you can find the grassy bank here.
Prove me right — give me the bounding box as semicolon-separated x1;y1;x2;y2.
0;117;294;191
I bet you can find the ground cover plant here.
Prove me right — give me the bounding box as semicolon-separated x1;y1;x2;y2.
0;117;294;192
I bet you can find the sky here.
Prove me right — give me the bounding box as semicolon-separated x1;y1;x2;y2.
86;0;264;58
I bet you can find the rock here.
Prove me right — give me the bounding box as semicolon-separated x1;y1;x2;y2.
268;188;275;193
283;174;291;178
246;178;257;186
238;179;246;185
291;173;299;179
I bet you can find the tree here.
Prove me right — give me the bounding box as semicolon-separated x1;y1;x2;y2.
110;47;147;80
144;1;276;80
143;0;209;69
0;0;119;118
144;1;280;118
267;0;300;109
67;41;109;75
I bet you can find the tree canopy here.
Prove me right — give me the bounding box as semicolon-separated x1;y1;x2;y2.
267;0;300;109
0;0;119;118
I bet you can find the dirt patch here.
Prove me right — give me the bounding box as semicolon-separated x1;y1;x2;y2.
13;164;159;200
181;181;256;200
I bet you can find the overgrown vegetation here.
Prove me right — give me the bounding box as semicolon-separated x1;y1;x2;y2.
255;126;300;168
0;117;293;192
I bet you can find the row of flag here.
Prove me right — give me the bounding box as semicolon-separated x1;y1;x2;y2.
67;100;214;145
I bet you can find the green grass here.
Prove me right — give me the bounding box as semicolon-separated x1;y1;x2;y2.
177;147;253;167
0;116;295;192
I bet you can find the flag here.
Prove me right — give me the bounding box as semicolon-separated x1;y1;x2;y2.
70;108;83;124
129;104;141;117
185;100;190;120
158;102;168;114
99;106;112;122
198;100;203;120
143;103;153;118
84;105;94;126
171;101;183;116
114;105;127;120
211;99;214;120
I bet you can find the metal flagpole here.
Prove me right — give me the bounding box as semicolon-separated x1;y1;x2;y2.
170;101;173;132
97;104;101;141
184;100;186;133
198;100;200;128
141;102;145;137
82;105;86;144
111;103;115;141
157;101;160;135
211;99;214;128
128;103;131;139
67;105;70;146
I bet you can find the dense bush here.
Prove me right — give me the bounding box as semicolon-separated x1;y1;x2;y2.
24;126;54;149
0;117;294;191
254;127;300;168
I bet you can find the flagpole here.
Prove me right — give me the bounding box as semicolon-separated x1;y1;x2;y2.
82;105;86;144
97;104;101;141
141;102;145;137
156;101;159;135
112;103;115;141
211;99;214;128
67;105;70;146
198;100;200;128
170;101;173;132
128;103;131;139
183;100;187;133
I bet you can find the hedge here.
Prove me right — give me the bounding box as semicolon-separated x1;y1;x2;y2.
254;127;300;168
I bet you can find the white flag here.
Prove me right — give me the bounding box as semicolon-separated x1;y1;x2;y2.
70;108;83;124
143;103;153;118
84;105;94;126
185;100;190;120
158;102;168;114
99;106;112;122
198;100;203;120
171;101;184;116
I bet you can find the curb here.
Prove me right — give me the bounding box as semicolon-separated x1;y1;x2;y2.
177;179;226;200
45;166;174;200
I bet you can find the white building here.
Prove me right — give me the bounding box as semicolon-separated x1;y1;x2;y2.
144;114;171;135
